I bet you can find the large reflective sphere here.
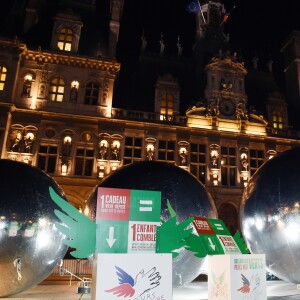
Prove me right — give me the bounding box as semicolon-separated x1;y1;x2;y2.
240;147;300;284
0;159;68;297
86;161;217;286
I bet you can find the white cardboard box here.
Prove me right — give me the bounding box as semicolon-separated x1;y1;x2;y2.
208;254;267;300
92;253;172;300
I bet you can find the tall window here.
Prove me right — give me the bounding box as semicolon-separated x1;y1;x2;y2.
49;76;65;102
221;146;237;186
190;143;206;184
160;92;174;121
272;110;284;129
37;145;58;173
250;149;264;176
123;137;142;165
74;148;94;176
0;65;7;91
84;82;99;105
158;140;175;162
57;28;73;51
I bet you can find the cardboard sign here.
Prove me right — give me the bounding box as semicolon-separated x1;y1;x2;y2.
193;217;241;255
208;254;267;300
96;187;161;253
92;253;172;300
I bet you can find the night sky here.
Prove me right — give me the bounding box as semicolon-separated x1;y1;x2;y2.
115;0;300;98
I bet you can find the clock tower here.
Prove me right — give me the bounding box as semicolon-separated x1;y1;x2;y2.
186;51;268;135
204;51;247;120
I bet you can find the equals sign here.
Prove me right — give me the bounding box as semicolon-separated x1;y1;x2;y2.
139;200;153;212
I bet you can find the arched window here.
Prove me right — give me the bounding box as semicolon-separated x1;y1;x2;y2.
218;203;238;235
84;82;99;105
0;65;7;91
49;76;65;102
57;28;73;51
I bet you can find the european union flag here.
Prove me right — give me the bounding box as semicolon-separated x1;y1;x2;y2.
185;0;201;13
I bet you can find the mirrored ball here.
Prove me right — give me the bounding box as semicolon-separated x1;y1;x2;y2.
0;159;68;297
240;147;300;284
86;161;217;286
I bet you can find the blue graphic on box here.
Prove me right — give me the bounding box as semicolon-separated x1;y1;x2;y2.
105;266;161;298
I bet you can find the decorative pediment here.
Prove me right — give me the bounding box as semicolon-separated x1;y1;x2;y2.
206;56;247;76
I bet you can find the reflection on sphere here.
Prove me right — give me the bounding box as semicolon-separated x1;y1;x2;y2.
240;147;300;284
0;159;68;297
85;161;217;286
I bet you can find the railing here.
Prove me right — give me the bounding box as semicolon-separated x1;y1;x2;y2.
112;108;186;125
51;259;92;276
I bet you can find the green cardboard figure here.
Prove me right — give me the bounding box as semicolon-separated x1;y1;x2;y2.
50;187;248;259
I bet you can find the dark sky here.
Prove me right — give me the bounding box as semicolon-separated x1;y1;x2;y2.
115;0;300;91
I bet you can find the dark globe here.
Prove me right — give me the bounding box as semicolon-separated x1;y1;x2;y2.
0;159;68;297
240;147;300;284
85;161;217;286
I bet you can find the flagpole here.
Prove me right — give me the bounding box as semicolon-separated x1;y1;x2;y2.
197;0;206;24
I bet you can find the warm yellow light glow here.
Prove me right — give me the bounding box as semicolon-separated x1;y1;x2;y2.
147;143;154;152
112;140;120;149
71;80;79;89
61;164;67;175
187;116;212;129
24;74;33;81
179;146;187;155
30;97;37;109
100;139;108;147
64;136;72;144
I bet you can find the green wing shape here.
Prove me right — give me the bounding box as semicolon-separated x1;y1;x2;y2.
167;199;177;218
156;216;194;258
233;230;249;254
49;187;96;259
184;233;207;258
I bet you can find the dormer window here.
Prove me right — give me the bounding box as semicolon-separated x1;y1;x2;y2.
51;12;83;53
154;74;180;122
57;28;73;51
0;65;7;91
272;110;284;129
160;92;174;121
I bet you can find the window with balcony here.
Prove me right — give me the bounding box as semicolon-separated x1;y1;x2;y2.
123;137;142;165
74;148;94;176
190;143;206;184
84;82;99;105
57;28;73;51
158;140;175;162
37;145;58;173
49;76;65;102
250;149;264;176
221;146;237;186
0;65;7;91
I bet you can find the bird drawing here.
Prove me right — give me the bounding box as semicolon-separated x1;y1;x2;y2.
237;273;261;294
105;265;161;298
237;274;250;293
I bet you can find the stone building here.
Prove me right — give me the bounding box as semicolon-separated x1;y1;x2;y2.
0;0;300;234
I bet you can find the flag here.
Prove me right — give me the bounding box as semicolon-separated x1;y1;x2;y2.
185;0;201;13
221;5;237;25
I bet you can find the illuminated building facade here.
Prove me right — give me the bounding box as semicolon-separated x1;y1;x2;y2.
0;0;300;234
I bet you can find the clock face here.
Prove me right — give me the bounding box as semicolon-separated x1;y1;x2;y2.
219;100;236;116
